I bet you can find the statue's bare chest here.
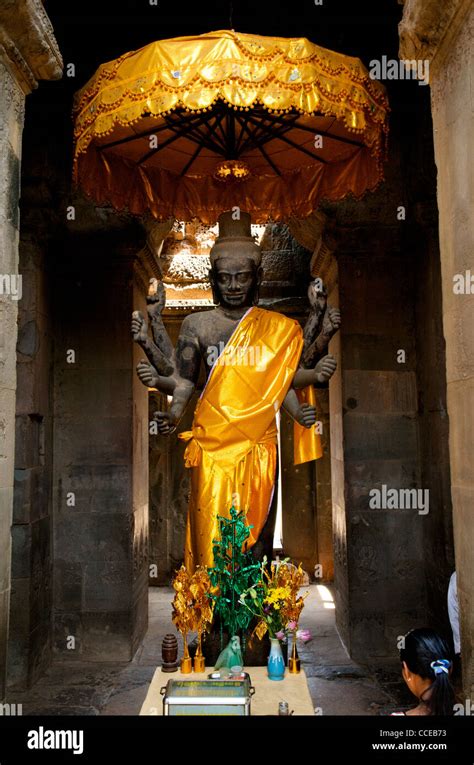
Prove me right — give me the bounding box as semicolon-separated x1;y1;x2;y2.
194;311;243;372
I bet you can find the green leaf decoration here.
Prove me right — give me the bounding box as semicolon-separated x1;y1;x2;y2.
207;506;262;638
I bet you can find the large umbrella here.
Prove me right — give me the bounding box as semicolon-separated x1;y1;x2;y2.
73;29;389;223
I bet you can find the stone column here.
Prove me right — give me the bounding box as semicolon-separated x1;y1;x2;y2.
52;221;158;662
400;0;474;701
0;0;61;700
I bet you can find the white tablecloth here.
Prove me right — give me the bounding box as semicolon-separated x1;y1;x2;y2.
140;666;315;716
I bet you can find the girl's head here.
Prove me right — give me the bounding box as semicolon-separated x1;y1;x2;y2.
400;628;455;716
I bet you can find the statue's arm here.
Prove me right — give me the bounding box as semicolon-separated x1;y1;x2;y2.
153;317;201;434
302;281;327;364
302;305;341;368
300;279;341;370
281;388;317;428
289;278;341;391
132;283;199;434
146;280;176;363
292;355;337;389
132;310;175;376
131;280;179;391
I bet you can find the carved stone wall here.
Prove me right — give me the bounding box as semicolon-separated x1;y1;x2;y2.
0;56;25;702
400;0;474;699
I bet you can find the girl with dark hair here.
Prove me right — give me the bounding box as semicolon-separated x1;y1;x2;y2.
392;628;455;716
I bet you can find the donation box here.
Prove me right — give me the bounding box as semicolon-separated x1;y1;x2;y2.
160;678;254;716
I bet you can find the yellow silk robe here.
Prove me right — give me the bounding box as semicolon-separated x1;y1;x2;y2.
179;306;322;572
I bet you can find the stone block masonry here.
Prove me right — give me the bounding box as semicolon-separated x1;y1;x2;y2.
0;0;62;699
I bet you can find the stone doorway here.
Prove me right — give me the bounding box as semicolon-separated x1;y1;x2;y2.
2;0;471;709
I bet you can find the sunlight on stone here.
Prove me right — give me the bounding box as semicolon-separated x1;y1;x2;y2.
317;584;336;609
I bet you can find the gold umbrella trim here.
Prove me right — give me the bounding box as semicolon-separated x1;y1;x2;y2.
73;30;388;165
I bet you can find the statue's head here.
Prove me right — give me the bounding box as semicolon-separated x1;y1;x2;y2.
209;211;262;309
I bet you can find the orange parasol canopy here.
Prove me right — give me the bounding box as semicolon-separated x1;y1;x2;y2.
73;29;389;224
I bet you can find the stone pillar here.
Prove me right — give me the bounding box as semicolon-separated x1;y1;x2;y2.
52;223;156;661
8;196;56;689
400;0;474;701
0;0;61;700
332;250;424;659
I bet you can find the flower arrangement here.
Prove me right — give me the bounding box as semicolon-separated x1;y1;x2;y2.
274;561;311;672
239;558;311;649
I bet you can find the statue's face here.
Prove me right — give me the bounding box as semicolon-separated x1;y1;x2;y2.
211;255;261;309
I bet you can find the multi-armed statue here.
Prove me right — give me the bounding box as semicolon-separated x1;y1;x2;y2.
131;212;341;572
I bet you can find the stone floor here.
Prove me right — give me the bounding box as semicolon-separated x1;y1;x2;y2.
7;584;413;715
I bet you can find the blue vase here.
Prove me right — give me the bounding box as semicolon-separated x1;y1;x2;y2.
267;637;285;681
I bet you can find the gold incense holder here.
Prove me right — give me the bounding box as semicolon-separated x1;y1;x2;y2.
180;656;193;673
180;636;193;674
289;638;301;674
289;655;301;673
193;655;205;672
193;633;206;672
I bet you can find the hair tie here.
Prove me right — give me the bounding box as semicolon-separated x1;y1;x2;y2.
430;659;450;675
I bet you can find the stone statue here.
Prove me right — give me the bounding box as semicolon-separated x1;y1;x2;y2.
131;211;340;572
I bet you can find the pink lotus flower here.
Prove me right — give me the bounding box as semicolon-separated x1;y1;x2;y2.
296;628;312;643
276;630;286;640
288;620;297;631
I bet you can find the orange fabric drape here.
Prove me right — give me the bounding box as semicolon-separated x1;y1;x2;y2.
178;307;322;571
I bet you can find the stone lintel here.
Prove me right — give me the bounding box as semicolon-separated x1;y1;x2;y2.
0;0;62;93
399;0;473;74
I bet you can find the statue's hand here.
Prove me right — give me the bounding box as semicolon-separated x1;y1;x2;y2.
131;311;148;344
147;279;166;320
314;353;337;384
153;410;177;436
296;403;318;429
136;360;159;389
322;306;341;337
